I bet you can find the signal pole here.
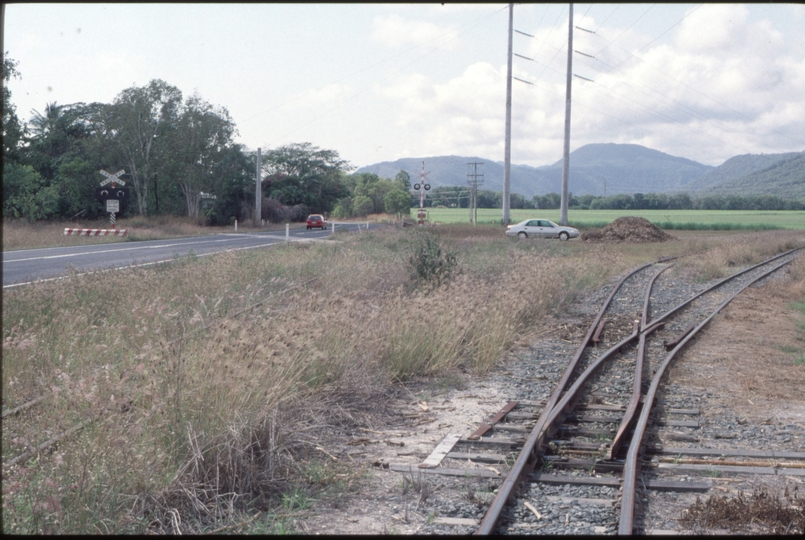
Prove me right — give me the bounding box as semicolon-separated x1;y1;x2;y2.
560;3;574;226
467;162;484;226
414;161;432;224
502;3;513;226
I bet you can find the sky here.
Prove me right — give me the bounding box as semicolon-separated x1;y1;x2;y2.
4;3;805;170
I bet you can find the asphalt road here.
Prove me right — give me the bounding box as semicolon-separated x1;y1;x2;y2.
3;223;375;288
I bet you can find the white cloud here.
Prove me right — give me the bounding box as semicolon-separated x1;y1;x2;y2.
379;62;509;158
370;14;459;50
674;4;749;53
292;83;355;110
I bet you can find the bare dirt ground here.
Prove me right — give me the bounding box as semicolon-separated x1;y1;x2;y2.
292;267;805;535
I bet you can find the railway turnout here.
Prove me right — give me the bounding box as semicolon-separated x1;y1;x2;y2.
387;248;804;535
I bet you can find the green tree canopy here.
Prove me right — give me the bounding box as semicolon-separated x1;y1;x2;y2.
384;188;412;215
262;142;352;213
106;79;183;216
3;53;25;163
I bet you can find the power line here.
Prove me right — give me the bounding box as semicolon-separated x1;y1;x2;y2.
515;5;804;155
577;10;803;151
603;4;704;73
594;3;656;57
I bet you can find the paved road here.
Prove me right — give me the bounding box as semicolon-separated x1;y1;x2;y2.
3;223;375;288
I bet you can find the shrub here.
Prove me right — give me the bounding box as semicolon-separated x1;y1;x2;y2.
407;229;458;285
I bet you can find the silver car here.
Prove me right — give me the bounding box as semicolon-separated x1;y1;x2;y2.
506;219;579;240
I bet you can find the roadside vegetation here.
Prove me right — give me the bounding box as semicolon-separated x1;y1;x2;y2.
2;221;804;534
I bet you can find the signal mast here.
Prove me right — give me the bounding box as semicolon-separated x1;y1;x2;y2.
412;161;431;224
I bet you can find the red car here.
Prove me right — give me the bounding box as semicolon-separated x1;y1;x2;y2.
306;214;327;230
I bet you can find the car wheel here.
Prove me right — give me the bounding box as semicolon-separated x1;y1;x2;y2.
517;231;527;239
559;232;569;241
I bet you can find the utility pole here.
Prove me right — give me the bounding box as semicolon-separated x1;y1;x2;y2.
255;148;262;225
560;3;574;226
467;162;484;226
502;3;513;227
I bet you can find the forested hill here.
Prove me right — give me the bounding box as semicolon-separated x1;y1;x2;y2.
694;151;805;199
691;152;800;192
357;143;713;198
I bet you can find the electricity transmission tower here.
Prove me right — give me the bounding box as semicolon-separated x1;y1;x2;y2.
467;162;484;225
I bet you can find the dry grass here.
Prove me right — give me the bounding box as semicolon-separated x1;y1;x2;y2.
2;225;804;534
681;485;804;534
670;230;805;281
2;219;127;250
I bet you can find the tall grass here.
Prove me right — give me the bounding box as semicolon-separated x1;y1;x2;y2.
3;226;804;533
671;232;804;281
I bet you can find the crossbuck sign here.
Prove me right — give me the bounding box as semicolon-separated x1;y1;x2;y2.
99;169;126;187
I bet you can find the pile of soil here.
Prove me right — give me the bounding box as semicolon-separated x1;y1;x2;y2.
581;216;676;243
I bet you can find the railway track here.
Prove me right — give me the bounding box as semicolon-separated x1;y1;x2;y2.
390;248;803;535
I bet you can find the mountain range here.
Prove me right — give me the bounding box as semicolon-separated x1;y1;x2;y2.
356;143;805;200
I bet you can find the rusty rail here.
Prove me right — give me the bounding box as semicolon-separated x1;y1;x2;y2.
618;253;800;534
475;262;654;535
607;264;671;460
475;249;799;535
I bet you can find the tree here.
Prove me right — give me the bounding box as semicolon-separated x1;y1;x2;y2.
262;142;352;213
332;197;354;219
169;93;237;219
384;188;412;216
3;162;59;221
206;144;255;225
26;102;95;180
510;192;528;209
352;173;397;214
395;170;411;191
106;79;183;216
476;190;501;208
3;53;25;164
353;195;374;217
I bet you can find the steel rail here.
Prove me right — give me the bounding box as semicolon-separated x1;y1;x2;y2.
606;248;801;465
646;248;799;329
608;250;796;462
475;250;798;535
514;265;669;464
475;262;654;535
618;254;800;535
608;264;672;460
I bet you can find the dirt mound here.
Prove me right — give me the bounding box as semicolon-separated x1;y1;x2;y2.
581;216;675;243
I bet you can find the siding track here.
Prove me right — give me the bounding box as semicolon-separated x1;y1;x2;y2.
466;248;803;535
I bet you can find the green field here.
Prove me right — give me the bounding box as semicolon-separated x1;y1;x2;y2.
413;208;805;230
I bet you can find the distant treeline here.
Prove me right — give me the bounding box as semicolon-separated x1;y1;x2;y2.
426;186;805;211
